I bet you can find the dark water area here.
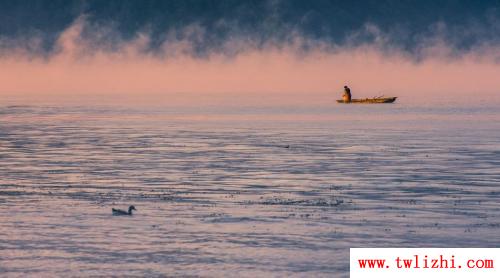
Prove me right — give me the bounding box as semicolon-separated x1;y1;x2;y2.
0;100;499;276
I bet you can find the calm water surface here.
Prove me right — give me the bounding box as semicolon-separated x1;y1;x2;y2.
0;100;499;277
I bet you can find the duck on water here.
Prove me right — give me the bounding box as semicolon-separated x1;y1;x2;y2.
112;205;137;216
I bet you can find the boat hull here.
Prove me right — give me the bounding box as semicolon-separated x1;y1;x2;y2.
336;97;397;104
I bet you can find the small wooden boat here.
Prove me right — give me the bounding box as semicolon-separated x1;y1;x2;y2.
337;97;397;104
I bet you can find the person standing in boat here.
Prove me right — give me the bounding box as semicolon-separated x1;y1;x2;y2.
342;85;352;103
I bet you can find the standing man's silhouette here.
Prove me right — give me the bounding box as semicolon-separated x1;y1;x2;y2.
343;86;352;103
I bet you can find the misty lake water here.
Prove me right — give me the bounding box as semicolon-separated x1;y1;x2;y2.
0;99;499;277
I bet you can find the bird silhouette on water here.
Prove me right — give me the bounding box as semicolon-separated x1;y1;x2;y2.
112;205;137;216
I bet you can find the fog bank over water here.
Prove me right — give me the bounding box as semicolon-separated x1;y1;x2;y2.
1;15;499;106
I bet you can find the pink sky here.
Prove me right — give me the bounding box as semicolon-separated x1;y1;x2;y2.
1;20;499;106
